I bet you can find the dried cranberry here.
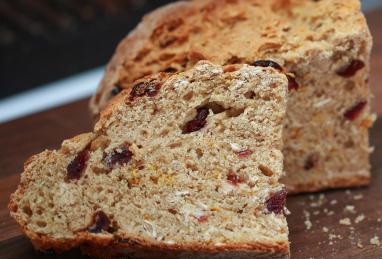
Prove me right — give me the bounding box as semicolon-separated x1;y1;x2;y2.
344;101;367;121
183;108;209;133
88;211;111;233
237;150;253;158
130;82;147;98
168;208;177;214
130;81;161;100
286;74;299;91
66;147;89;180
103;145;133;170
266;189;287;214
195;108;209;120
337;59;365;77
184;120;206;133
227;171;245;185
111;86;122;96
251;60;283;71
192;215;208;223
145;82;161;97
304;154;318;170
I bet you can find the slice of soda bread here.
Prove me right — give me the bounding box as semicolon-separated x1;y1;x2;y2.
9;62;290;258
90;0;374;193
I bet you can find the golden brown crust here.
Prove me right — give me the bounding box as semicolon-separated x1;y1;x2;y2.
81;235;289;259
286;172;370;194
10;221;288;258
90;1;194;115
90;0;367;114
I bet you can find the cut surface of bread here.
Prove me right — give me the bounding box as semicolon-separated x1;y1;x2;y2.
10;62;289;258
90;0;374;193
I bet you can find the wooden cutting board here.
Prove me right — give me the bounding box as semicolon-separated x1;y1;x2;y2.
1;115;381;259
1;8;382;259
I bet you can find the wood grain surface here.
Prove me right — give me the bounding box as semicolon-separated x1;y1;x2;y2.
1;9;382;259
369;8;382;115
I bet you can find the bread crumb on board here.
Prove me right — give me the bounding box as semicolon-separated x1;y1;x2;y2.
355;214;365;224
310;194;326;208
339;218;351;226
329;234;343;240
305;220;312;230
330;199;337;205
303;210;312;230
370;236;380;246
301;191;382;252
344;205;356;214
353;194;363;200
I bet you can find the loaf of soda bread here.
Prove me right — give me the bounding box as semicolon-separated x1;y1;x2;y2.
9;62;290;258
90;0;374;193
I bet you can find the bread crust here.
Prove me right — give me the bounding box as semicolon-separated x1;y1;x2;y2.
90;0;367;114
10;189;289;258
286;172;370;194
81;237;289;259
90;1;193;115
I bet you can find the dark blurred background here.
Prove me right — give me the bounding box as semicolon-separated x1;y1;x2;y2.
0;0;174;99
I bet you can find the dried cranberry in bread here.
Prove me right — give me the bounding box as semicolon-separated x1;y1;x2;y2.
90;0;374;193
9;62;290;258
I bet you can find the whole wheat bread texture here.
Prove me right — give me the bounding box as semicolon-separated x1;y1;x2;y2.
90;0;374;193
9;62;290;258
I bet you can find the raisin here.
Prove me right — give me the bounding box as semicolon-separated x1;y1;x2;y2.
88;211;111;233
286;74;299;91
66;147;89;181
183;119;206;133
146;82;161;97
344;101;367;121
251;60;283;71
168;208;177;214
304;154;318;170
266;189;287;214
237;150;253;158
103;145;133;170
183;108;209;133
337;59;365;77
111;86;122;96
227;171;245;185
130;82;147;98
195;108;209;120
130;81;161;100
